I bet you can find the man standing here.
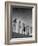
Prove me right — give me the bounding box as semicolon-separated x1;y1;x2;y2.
12;18;17;32
22;23;25;35
18;21;21;33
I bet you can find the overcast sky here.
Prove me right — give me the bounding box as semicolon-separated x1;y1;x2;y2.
11;7;32;26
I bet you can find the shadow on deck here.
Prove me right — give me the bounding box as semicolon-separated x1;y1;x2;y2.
11;32;32;38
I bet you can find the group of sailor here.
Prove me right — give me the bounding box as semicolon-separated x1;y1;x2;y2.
12;18;32;36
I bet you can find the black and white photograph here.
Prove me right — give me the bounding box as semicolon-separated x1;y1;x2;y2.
11;6;32;38
5;2;37;44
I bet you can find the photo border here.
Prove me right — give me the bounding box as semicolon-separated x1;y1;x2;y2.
5;1;37;45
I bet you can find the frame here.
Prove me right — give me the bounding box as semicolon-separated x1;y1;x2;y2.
5;1;37;45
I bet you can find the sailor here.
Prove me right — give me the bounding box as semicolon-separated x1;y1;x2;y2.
12;18;17;32
22;23;25;35
18;21;21;33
